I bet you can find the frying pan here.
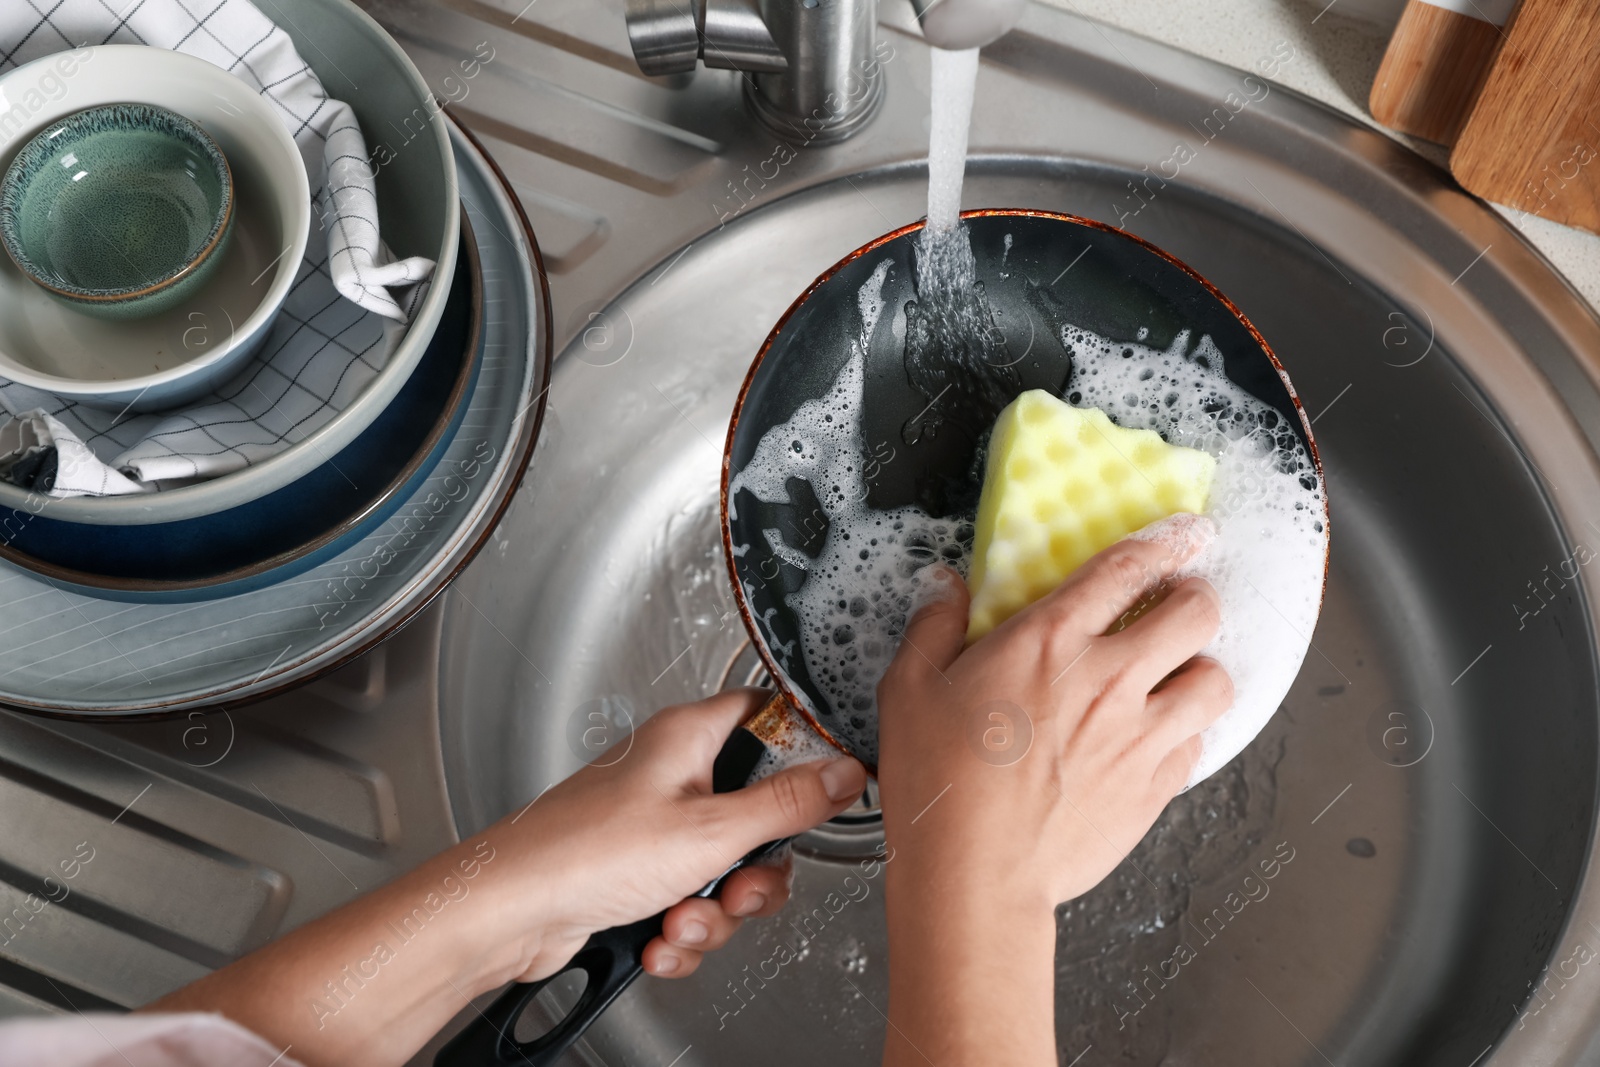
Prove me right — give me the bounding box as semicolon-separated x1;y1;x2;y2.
436;209;1323;1065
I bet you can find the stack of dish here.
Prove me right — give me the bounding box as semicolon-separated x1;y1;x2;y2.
0;0;551;717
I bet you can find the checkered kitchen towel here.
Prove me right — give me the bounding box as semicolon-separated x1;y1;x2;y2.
0;0;438;496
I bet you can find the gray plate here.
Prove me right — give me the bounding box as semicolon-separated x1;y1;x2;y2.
0;122;548;717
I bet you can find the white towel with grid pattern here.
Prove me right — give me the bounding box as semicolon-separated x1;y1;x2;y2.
0;0;436;496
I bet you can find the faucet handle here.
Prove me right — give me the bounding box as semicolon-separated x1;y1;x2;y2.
911;0;1027;50
626;0;701;76
627;0;787;77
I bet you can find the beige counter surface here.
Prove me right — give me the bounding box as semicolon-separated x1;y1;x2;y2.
1051;0;1600;312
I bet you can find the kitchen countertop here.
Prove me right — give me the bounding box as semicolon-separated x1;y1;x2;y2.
1051;0;1600;313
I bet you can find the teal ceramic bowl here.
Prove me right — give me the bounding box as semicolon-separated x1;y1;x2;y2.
0;103;234;320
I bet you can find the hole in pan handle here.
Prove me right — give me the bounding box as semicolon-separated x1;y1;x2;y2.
433;695;784;1067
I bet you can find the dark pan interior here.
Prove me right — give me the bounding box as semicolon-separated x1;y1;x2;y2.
726;211;1317;760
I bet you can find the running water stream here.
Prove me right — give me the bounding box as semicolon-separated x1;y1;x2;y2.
925;47;979;233
902;46;1015;445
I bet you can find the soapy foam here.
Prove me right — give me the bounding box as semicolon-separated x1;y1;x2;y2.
729;264;967;763
732;248;1326;784
1060;326;1326;784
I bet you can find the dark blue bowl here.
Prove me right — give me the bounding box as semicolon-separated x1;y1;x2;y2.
0;216;484;603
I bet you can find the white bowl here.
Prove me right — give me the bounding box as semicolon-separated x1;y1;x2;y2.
0;0;458;525
0;47;310;412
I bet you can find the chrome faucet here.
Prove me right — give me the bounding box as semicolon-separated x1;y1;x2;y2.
910;0;1026;50
625;0;1026;144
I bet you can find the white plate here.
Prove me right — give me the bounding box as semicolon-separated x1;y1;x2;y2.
0;47;310;411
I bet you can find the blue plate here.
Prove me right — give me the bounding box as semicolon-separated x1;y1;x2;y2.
0;216;484;602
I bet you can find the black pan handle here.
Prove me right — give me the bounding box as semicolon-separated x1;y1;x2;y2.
434;721;775;1066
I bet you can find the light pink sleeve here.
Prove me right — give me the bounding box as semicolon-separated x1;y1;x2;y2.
0;1013;305;1067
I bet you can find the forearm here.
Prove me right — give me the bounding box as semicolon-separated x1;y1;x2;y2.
873;529;1230;1067
138;691;864;1067
882;866;1058;1067
145;836;537;1067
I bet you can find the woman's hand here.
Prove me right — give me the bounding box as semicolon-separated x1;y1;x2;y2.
149;688;867;1067
880;513;1228;903
875;514;1230;1067
474;686;869;984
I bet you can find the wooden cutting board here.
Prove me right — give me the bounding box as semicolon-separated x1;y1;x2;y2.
1451;0;1600;234
1370;0;1516;146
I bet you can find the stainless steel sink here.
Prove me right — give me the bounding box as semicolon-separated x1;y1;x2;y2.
4;2;1600;1066
399;1;1600;1064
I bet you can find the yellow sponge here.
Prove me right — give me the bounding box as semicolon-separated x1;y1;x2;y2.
965;390;1215;642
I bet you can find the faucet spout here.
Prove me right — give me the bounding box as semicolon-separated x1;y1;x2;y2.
910;0;1027;50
